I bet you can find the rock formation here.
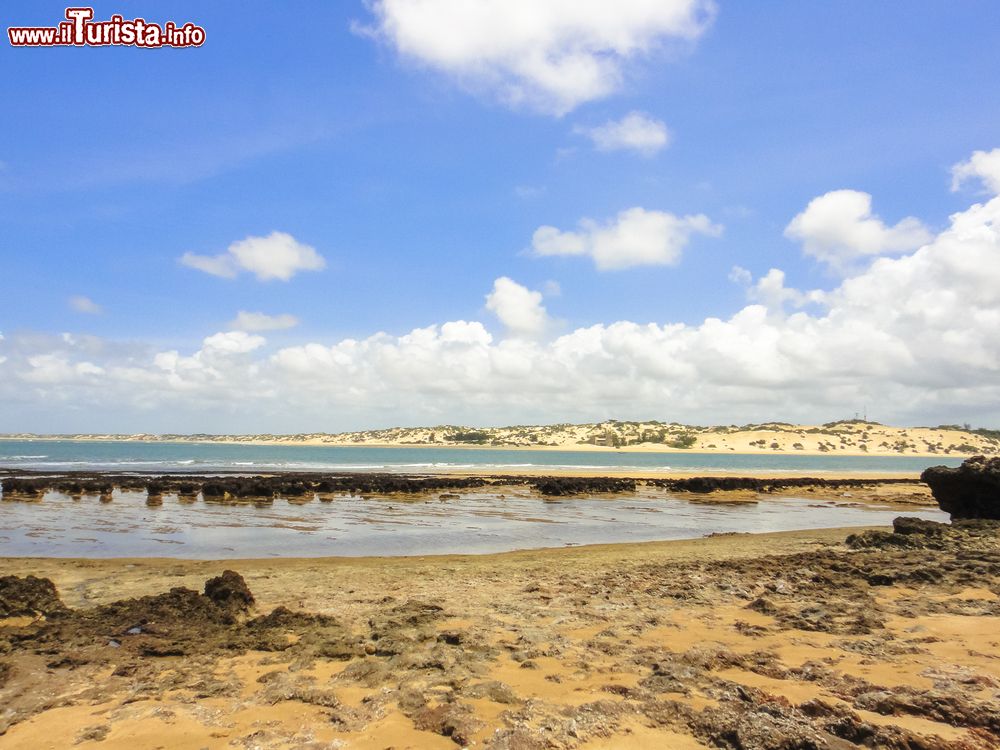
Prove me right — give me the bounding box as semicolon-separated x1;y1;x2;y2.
922;455;1000;519
0;576;66;618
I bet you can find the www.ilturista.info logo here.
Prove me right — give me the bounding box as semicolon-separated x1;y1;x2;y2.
8;7;205;48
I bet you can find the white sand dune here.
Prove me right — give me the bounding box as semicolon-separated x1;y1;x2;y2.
4;420;998;458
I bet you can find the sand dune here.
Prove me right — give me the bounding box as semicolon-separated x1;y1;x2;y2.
5;420;998;458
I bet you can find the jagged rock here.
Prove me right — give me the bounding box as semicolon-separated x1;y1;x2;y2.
891;516;948;536
1;471;495;501
0;575;66;618
847;516;953;550
203;570;255;613
922;455;1000;519
409;701;480;746
800;699;958;750
530;476;636;496
0;478;46;498
853;688;1000;733
648;476;913;494
690;692;835;750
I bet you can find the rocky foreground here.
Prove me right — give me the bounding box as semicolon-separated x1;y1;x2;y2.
0;459;997;748
1;516;999;749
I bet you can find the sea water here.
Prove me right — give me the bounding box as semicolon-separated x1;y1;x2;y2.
0;439;964;474
0;486;947;559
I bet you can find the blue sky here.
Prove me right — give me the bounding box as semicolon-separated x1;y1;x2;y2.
1;1;999;432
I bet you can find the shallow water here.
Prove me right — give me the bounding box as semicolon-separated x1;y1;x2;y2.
0;488;947;559
0;439;964;474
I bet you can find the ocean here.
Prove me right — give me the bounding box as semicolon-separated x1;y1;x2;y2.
0;439;963;474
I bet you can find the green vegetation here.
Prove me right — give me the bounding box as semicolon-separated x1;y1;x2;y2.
669;433;697;449
930;425;1000;442
444;431;491;444
821;419;884;428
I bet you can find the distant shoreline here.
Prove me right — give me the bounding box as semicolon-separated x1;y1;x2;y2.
0;432;991;459
0;465;927;481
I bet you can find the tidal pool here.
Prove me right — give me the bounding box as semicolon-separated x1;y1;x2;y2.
0;488;946;559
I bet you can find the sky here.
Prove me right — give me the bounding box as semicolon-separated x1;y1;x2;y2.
1;1;999;433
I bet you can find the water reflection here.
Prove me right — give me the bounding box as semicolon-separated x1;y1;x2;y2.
0;488;946;559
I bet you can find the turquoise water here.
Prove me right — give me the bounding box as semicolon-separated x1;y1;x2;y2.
0;439;962;474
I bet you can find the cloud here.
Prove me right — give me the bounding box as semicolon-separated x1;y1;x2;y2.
69;296;102;315
181;232;326;282
744;268;826;312
180;253;236;279
21;354;105;384
575;111;670;155
951;148;1000;195
485;277;551;338
4;149;1000;430
784;189;932;272
728;265;752;286
532;207;722;270
229;311;300;332
201;331;267;355
357;0;715;115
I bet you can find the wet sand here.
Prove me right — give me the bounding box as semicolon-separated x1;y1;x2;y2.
2;520;999;749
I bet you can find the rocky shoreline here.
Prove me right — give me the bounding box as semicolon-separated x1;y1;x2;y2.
1;518;998;748
0;469;924;501
0;459;997;748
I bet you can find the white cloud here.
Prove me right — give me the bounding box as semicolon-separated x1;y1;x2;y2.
532;225;588;258
485;277;550;338
744;268;826;312
230;311;300;332
201;331;266;355
22;354;104;384
728;265;752;286
69;296;102;315
357;0;715;115
575;111;670;155
532;207;722;270
181;232;326;282
951;148;1000;195
785;189;932;272
180;253;236;279
4;150;1000;430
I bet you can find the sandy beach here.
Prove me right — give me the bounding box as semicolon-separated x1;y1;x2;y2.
2;513;999;749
